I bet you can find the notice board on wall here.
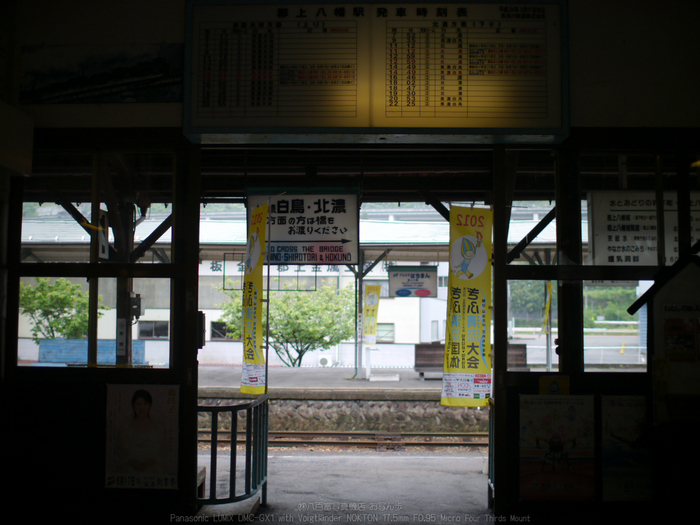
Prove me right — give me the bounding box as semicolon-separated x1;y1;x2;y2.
588;191;700;266
184;1;566;143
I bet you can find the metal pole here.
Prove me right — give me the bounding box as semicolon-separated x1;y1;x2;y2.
265;208;271;393
546;284;553;372
88;153;101;365
356;250;364;379
262;193;283;389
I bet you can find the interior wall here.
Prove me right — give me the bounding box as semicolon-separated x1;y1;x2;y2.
0;170;9;382
12;0;185;128
568;0;700;128
9;0;700;131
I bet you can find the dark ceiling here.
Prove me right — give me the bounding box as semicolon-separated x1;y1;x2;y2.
21;127;699;206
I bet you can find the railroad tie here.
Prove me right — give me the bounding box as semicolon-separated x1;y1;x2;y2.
375;432;404;451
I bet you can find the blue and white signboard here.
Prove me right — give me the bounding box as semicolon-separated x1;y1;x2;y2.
389;266;438;297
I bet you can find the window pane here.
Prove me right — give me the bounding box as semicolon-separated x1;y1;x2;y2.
99;152;175;265
96;277;117;362
22;150;174;266
133;278;171;367
583;280;647;372
21;203;92;263
377;323;395;343
431;320;440;342
508;279;558;371
154;321;169;338
508;200;557;266
138;321;154;339
210;321;230;340
18;276;109;366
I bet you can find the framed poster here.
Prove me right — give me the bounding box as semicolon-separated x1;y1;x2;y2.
519;395;595;501
105;384;179;489
601;396;652;501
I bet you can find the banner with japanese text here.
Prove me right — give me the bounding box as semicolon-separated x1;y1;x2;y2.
362;284;382;344
241;203;268;395
441;206;493;407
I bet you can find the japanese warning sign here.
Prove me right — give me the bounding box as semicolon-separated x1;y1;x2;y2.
441;206;493;407
241;203;268;395
247;194;358;265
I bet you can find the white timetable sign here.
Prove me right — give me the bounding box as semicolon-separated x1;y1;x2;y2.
589;192;700;266
185;2;564;138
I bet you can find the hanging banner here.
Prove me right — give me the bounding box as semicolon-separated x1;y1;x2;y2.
241;203;268;395
540;281;553;336
362;284;382;344
441;206;493;407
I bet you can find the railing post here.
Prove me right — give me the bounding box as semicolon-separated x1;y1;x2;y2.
230;407;238;496
209;410;219;500
245;406;253;494
197;395;268;506
261;399;268;505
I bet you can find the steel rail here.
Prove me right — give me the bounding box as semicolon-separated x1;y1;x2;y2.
197;430;489;449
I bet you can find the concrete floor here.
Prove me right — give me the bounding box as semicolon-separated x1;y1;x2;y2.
197;450;491;524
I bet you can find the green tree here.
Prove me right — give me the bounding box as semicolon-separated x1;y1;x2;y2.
583;285;638;328
509;279;557;327
217;281;356;367
19;277;108;344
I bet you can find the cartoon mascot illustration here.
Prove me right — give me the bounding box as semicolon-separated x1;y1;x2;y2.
245;232;259;274
456;232;483;278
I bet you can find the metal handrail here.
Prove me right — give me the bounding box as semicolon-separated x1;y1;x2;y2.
197;394;268;505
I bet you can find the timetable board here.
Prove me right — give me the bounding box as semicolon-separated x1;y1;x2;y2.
185;2;565;141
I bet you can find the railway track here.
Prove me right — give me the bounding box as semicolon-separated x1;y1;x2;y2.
198;430;488;450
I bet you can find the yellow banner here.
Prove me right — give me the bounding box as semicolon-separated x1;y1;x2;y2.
540;281;553;336
441;206;493;407
241;203;268;395
362;284;382;344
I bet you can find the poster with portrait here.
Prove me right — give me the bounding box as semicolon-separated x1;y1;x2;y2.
441;206;493;407
105;384;179;489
